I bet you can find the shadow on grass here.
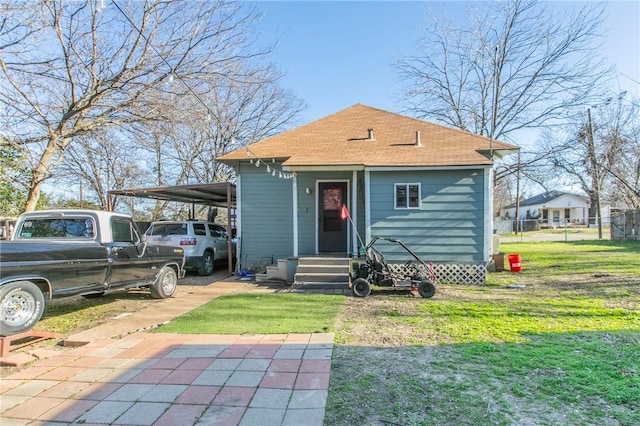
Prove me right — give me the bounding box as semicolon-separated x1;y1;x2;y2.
41;289;158;319
568;240;640;252
39;269;230;325
326;330;640;426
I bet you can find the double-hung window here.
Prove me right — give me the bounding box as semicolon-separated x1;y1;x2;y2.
395;183;421;209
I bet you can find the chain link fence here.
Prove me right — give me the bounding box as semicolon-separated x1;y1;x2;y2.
611;210;640;241
495;217;610;242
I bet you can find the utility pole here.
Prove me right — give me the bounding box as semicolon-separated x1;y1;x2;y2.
515;150;521;234
489;45;500;162
586;109;603;239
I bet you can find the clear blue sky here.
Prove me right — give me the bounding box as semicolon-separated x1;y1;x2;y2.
254;1;640;124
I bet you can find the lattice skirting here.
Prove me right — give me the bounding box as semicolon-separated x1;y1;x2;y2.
389;263;487;285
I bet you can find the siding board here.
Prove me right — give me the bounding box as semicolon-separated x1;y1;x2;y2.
238;162;293;269
369;169;486;263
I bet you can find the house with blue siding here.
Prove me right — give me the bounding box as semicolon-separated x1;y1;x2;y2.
219;104;518;284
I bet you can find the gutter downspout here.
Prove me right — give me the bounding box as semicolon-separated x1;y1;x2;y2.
352;170;358;256
226;182;233;275
292;174;299;257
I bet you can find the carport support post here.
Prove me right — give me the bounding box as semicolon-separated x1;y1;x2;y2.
226;182;233;275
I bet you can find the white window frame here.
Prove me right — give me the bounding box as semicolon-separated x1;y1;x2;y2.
394;183;421;209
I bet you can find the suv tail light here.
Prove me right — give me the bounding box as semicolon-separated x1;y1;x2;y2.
180;238;197;246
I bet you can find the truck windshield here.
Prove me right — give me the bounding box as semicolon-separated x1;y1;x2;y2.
17;218;95;239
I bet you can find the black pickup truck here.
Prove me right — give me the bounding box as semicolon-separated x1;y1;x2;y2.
0;209;185;337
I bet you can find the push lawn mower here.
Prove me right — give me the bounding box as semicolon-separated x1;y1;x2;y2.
349;236;437;298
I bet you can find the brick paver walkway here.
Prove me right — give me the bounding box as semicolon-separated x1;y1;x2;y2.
1;332;334;425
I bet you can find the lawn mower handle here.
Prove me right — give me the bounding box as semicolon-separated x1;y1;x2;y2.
366;236;427;265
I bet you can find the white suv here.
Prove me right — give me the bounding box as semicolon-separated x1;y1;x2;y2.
144;221;234;276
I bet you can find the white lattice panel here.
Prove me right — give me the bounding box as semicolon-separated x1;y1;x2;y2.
389;263;486;285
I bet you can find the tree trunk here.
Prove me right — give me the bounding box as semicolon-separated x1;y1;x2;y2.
24;135;61;212
586;109;603;239
587;190;598;226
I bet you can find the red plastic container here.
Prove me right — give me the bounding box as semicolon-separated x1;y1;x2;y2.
508;254;522;272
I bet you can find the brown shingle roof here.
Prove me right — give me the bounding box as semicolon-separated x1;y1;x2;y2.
218;104;518;167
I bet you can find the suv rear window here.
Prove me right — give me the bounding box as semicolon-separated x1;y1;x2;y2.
193;223;207;236
149;223;187;236
208;224;227;238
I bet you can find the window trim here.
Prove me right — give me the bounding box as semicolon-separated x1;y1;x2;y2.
111;217;138;243
394;182;421;209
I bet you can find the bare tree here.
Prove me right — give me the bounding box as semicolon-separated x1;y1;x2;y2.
597;97;640;210
0;1;38;52
176;65;305;184
0;0;274;212
54;129;146;210
538;93;640;237
395;0;610;144
129;65;304;220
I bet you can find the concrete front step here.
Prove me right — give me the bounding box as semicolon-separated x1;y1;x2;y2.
295;257;350;286
297;257;350;266
295;264;350;274
253;256;352;285
292;282;349;290
294;272;349;283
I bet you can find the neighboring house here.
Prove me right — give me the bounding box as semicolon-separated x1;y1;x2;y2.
218;104;518;283
500;190;611;226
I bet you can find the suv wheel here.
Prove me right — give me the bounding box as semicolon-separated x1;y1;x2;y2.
197;251;214;276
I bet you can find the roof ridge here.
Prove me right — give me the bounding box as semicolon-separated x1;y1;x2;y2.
347;104;518;147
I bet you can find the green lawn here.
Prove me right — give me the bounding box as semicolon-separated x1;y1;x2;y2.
152;293;345;334
326;240;640;426
496;240;640;277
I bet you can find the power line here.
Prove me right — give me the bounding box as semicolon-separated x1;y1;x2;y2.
107;1;296;181
617;71;640;86
109;0;213;119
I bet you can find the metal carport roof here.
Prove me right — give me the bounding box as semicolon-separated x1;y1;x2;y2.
107;182;236;275
107;182;235;209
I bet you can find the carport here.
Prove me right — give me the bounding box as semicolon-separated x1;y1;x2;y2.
107;182;236;275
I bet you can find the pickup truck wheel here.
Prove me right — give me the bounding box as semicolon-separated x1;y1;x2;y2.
0;281;45;337
151;267;177;299
197;251;214;276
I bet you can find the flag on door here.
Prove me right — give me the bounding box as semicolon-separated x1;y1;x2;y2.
341;204;350;220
